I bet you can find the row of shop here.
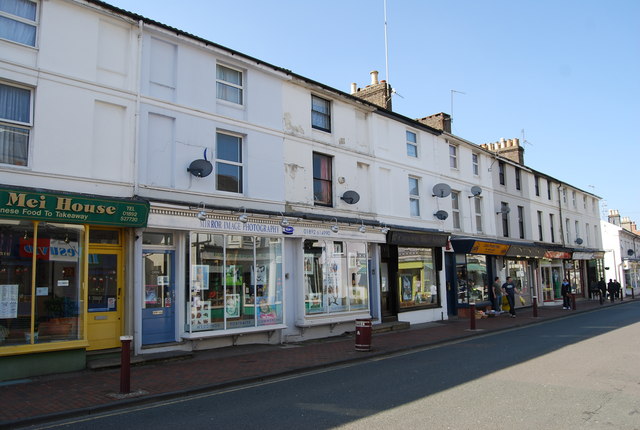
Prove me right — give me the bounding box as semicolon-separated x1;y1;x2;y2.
0;186;605;380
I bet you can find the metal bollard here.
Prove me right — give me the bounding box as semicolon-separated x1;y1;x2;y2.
532;296;538;318
469;302;476;330
571;294;576;310
120;335;133;394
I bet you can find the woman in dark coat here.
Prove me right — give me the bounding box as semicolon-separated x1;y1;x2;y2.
561;278;572;309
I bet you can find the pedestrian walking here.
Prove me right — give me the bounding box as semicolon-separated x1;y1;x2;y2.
607;279;615;303
614;279;622;301
597;278;606;305
502;276;518;318
493;277;502;313
561;278;572;309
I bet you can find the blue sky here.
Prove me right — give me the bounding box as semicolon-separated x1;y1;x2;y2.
107;0;640;222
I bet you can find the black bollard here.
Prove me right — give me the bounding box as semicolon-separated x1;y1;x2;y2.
120;335;133;394
532;296;538;318
469;303;476;330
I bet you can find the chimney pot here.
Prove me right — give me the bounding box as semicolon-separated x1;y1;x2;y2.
350;82;357;94
370;70;379;85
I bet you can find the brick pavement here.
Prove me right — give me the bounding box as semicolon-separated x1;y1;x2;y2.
0;297;633;428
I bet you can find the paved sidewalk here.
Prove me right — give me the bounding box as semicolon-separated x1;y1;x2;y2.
0;297;634;428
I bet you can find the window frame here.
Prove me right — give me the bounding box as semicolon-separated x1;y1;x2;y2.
498;161;506;185
534;175;540;196
474;196;483;233
406;130;418;158
451;191;461;230
313;152;333;206
501;202;509;237
537;210;544;241
408;176;421;217
517;205;525;239
0;0;38;47
515;168;521;191
472;153;479;176
216;63;244;105
0;81;33;166
215;131;244;194
311;95;331;132
549;214;555;243
449;144;458;169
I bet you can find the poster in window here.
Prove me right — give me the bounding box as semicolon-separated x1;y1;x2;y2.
257;297;276;324
400;275;413;301
191;300;211;329
0;284;18;319
145;285;159;305
192;265;209;291
304;255;314;275
255;264;266;285
225;265;242;286
225;294;240;318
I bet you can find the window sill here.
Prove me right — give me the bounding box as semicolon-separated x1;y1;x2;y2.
296;312;371;328
181;324;287;339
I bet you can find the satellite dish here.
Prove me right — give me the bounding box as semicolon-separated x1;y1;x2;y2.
575;238;583;245
470;185;482;196
432;183;452;198
187;159;213;177
434;210;449;220
627;249;634;256
340;190;360;205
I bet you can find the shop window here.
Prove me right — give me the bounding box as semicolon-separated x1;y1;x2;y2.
303;240;369;316
507;259;531;306
187;233;283;332
0;221;83;347
397;247;439;309
456;254;488;305
143;232;173;246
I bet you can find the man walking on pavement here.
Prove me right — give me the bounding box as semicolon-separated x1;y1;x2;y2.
502;276;518;318
597;278;607;305
608;279;615;303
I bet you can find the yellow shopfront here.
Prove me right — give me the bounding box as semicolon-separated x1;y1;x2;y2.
0;187;148;381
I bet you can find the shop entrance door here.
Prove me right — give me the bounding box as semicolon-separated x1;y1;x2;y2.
87;250;123;350
142;250;175;345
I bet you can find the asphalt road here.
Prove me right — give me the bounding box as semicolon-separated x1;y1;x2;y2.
27;301;640;430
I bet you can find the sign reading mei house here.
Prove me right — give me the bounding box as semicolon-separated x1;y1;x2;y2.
0;187;149;227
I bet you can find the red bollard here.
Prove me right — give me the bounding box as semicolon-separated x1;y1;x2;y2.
532;296;538;318
469;303;476;330
571;294;576;310
120;335;133;394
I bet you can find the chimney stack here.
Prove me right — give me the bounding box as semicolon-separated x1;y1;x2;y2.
349;70;392;110
608;209;621;226
480;138;525;164
416;113;451;133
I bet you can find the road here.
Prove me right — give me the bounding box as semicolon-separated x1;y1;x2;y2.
26;302;640;429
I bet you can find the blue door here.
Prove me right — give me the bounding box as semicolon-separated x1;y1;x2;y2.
142;250;175;345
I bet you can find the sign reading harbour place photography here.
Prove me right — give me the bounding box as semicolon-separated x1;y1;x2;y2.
0;187;150;227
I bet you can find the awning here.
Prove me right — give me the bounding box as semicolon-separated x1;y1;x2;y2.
387;230;449;247
572;251;605;260
505;244;546;258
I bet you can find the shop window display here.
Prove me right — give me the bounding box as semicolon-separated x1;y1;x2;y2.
187;233;282;332
0;221;82;346
397;247;439;309
303;240;369;315
507;259;532;306
456;254;489;304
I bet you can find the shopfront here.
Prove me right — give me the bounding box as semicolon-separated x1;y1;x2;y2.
382;230;447;324
143;205;385;348
503;244;545;307
571;251;605;297
447;239;507;316
0;186;148;380
540;250;571;303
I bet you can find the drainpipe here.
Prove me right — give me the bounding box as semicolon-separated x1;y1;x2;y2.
558;185;566;247
133;19;143;197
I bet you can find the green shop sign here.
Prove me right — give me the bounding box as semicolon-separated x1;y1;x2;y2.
0;187;149;227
